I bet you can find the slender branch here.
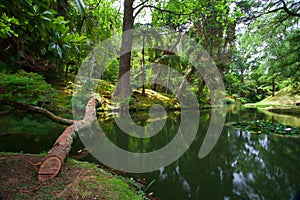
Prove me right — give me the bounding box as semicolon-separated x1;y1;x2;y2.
0;100;74;125
133;0;150;10
264;0;300;18
134;5;194;20
279;0;300;17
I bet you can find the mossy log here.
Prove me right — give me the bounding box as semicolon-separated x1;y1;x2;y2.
38;93;102;182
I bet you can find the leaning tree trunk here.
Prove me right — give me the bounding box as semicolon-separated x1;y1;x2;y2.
37;93;102;182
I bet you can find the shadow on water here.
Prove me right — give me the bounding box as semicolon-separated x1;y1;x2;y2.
1;106;300;199
0;112;65;153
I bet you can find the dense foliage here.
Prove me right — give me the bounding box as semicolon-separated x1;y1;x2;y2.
0;0;120;75
0;70;56;105
0;0;299;105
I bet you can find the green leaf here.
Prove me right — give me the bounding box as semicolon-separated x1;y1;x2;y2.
57;44;62;58
48;42;56;51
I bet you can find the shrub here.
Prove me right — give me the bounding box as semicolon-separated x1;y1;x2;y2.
0;70;57;105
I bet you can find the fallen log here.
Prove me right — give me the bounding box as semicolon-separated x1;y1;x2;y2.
1;93;102;181
37;93;102;182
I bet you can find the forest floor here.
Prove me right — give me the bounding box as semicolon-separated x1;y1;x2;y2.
245;86;300;117
46;74;182;119
0;152;148;200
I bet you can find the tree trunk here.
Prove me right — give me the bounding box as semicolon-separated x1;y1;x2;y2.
272;78;275;97
141;33;146;94
165;66;172;94
151;63;161;91
114;0;134;98
37;93;102;182
176;67;193;100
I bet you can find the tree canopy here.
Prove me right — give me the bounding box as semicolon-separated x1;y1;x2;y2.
0;0;299;104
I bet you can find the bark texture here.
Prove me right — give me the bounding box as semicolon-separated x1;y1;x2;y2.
113;0;134;97
37;93;102;182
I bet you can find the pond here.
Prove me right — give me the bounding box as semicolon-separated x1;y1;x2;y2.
0;106;300;199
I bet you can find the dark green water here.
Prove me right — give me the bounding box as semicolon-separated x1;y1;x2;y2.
0;112;65;153
0;106;300;199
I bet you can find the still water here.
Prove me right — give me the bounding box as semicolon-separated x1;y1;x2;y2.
95;106;300;200
0;106;300;199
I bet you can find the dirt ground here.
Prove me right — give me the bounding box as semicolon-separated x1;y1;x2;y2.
0;154;147;200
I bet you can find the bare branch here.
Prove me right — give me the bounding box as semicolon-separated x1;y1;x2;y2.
279;0;300;17
265;0;300;18
133;0;150;10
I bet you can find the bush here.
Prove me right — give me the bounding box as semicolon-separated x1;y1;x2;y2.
0;70;57;105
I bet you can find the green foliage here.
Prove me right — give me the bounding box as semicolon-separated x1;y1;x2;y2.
102;59;119;83
0;71;56;105
0;0;120;75
224;97;235;104
236;1;300;99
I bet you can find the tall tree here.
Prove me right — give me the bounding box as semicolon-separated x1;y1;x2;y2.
238;0;300;92
114;0;134;97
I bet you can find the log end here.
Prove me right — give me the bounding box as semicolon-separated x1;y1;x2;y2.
37;156;62;182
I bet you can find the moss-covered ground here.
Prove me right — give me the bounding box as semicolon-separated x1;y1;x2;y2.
244;86;300;117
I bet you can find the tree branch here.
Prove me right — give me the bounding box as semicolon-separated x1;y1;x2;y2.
265;0;300;18
0;100;74;125
134;5;194;20
133;0;150;10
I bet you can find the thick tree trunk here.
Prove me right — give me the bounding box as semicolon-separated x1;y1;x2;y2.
113;0;134;98
37;93;102;182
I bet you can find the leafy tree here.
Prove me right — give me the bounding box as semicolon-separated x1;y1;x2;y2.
0;0;85;74
237;0;300;95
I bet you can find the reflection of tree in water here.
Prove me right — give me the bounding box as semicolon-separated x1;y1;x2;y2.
141;110;300;200
222;129;300;200
78;109;300;200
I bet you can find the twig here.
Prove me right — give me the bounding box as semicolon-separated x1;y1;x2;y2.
55;169;91;199
25;158;39;172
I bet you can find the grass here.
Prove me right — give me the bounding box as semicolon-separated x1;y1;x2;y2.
244;86;300;116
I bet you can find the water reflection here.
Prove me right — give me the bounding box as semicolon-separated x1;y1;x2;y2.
258;109;300;128
0;108;300;199
0;112;65;153
128;107;300;200
80;107;300;199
